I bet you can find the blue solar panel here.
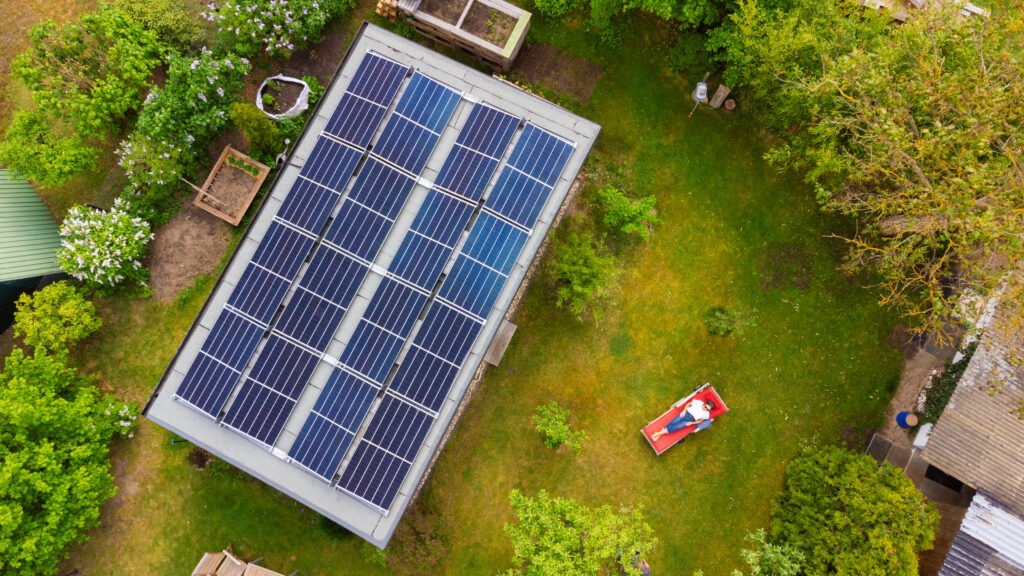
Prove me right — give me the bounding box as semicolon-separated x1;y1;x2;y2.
339;322;405;384
362;277;427;335
373;116;442;175
373;73;460;174
394;72;461;132
362;395;434;461
323;52;409;148
275;288;346;351
346;52;409;104
176;353;241;416
252;221;315;278
347;158;417;219
201;309;265;370
485;166;554;230
434;146;497;201
462;212;528;273
414;301;482;365
323;201;392;262
312;368;380;432
337;442;410;510
277;178;338;235
506;123;574;186
410;189;475;246
324;95;389;149
438;258;506;318
227;264;290;324
388;346;459;412
298;137;362;192
458;103;520;157
388;233;454;291
298;247;368;308
223;382;295;445
247;335;320;399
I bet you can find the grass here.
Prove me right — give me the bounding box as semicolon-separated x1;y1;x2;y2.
12;5;902;576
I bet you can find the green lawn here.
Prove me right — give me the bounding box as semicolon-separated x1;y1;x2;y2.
54;8;901;576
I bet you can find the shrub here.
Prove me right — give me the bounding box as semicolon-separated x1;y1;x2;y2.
13;282;101;353
668;31;711;76
117;134;187;226
533;0;581;20
550;231;617;320
231;102;284;164
0;348;138;576
302;74;325;106
10;3;165;137
921;342;978;423
597;185;659;241
533;401;588;454
0;110;99;188
114;0;202;48
57;199;154;293
703;305;756;336
202;0;356;59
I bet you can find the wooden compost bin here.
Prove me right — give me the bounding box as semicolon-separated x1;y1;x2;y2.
193;146;270;226
397;0;530;71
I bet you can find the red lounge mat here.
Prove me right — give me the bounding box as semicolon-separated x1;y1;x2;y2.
642;386;729;455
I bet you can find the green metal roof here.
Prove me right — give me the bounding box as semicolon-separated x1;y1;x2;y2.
0;170;62;282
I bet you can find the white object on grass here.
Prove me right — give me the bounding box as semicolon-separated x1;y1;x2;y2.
257;74;310;120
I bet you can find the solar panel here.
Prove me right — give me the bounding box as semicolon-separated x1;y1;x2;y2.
274;288;347;351
346;52;409;103
199;309;266;370
323;53;409;148
506;123;575;186
176;353;244;415
298;247;368;309
435;103;520;201
485;123;575;229
323;201;393;262
387;346;459;413
222;381;296;445
347;158;417;219
457;103;521;157
373;72;460;174
460;211;529;273
277;178;339;235
252;221;316;278
298;137;363;192
388;189;474;290
361;277;428;336
408;189;475;246
413;300;483;365
226;264;291;324
338;322;406;384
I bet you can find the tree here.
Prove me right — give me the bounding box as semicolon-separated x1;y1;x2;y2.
230;102;284;164
0;349;138;576
13;281;101;354
533;401;589;454
57;199;153;292
550;231;617;320
503;489;657;576
597;185;659;242
769;445;938;576
10;3;165;137
0;110;99;189
716;0;1024;341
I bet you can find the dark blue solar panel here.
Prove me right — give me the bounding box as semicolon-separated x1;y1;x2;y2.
201;309;264;370
388;233;454;291
277;178;338;235
338;442;410;510
275;288;346;351
394;72;461;133
223;381;295;445
299;137;362;191
227;264;290;324
485;166;553;230
252;221;314;278
458;103;520;157
248;334;320;400
312;368;380;431
176;353;240;416
362;395;434;461
346;52;409;104
389;346;458;412
347;158;417;219
363;277;427;335
339;322;405;384
507;124;574;186
299;247;367;308
434;146;497;201
323;201;392;262
461;212;528;274
373;116;440;175
414;302;482;365
324;94;388;149
438;257;505;318
411;189;474;246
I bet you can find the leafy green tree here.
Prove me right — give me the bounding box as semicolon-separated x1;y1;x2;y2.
114;0;202;48
770;445;938;576
715;0;1024;340
597;185;659;242
503;489;657;576
0;349;138;576
230;102;284;164
550;231;617;320
10;3;165;137
0;110;99;188
13;281;101;354
533;401;589;454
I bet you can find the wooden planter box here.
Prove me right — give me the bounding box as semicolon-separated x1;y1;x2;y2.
397;0;530;71
193;147;271;226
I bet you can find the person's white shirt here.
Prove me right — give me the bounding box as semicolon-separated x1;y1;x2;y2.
685;399;711;421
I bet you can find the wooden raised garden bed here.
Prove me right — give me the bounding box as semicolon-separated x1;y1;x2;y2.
396;0;530;71
193;146;270;226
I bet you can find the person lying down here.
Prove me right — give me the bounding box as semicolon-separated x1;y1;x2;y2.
650;398;716;441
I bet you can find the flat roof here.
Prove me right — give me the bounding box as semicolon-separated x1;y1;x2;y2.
145;23;600;547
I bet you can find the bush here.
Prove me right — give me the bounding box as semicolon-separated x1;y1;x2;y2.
302;74;325;106
10;3;165;137
668;31;711;76
703;305;756;336
533;401;588;454
202;0;355;59
117;134;187;225
57;199;154;293
0;110;98;188
114;0;202;48
13;282;101;353
597;185;659;241
533;0;582;20
550;231;617;320
231;102;284;164
921;342;978;423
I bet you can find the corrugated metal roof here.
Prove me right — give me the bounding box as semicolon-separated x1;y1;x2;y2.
922;267;1024;515
0;170;62;282
939;492;1024;576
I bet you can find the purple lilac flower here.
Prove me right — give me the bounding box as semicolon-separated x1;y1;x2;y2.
198;92;207;102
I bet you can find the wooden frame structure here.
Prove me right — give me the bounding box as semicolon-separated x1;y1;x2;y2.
394;0;530;71
193;146;271;226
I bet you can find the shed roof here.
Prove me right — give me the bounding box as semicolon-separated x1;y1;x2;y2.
921;267;1024;515
939;492;1024;576
0;170;62;282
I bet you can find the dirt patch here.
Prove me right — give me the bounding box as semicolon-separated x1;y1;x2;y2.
421;0;469;24
462;3;515;47
187;446;212;470
202;161;259;217
148;202;230;302
514;43;603;104
759;242;813;291
876;347;946;450
260;78;304;115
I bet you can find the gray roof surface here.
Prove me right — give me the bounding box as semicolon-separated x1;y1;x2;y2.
0;170;62;282
146;23;600;547
922;267;1024;516
940;492;1024;576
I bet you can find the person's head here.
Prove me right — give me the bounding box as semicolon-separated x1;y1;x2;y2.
704;400;717;412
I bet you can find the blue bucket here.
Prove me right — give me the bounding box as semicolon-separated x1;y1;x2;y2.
896;411;918;428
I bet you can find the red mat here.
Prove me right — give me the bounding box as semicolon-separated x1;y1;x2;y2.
642;385;729;455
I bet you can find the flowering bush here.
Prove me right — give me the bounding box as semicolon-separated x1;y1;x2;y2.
116;134;187;225
202;0;354;58
57;199;153;292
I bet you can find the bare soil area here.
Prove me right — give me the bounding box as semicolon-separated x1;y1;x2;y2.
201;162;258;218
514;42;603;104
462;3;515;47
148;202;231;302
421;0;469;24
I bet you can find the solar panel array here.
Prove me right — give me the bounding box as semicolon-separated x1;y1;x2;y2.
173;50;576;513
